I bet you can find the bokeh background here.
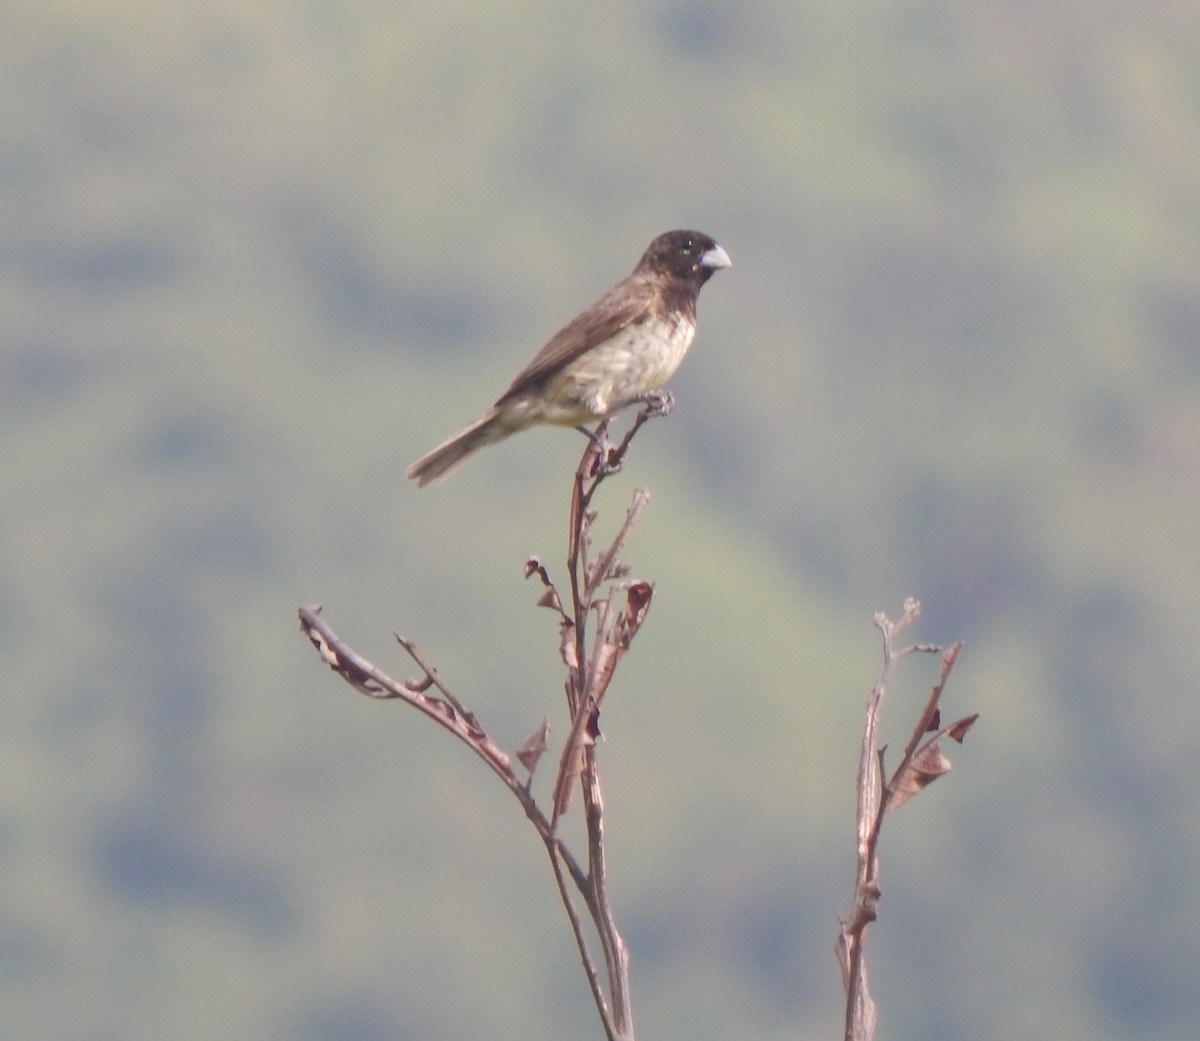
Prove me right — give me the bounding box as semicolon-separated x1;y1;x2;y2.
4;2;1199;1039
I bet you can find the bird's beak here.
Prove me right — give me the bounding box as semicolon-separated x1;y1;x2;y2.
701;243;732;269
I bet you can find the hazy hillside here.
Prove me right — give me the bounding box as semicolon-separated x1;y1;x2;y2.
3;2;1199;1040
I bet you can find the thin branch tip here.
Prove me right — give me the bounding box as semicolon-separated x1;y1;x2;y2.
841;603;975;1041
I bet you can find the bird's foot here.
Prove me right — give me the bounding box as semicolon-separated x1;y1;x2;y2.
576;424;622;476
634;389;675;417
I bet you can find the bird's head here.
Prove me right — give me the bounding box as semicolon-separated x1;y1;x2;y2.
640;230;731;286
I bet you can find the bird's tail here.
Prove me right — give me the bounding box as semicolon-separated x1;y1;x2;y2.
406;407;513;487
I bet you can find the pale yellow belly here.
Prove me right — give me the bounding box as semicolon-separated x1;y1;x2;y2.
529;320;695;426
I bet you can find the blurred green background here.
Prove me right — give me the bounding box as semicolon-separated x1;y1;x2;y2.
4;1;1199;1039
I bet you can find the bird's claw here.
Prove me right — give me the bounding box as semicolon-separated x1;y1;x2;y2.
637;389;675;417
595;451;622;478
577;425;622;477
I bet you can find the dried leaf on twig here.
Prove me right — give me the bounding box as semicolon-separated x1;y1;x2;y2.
559;623;579;670
946;714;979;742
889;743;953;810
888;715;979;810
524;556;551;582
555;739;588;817
516;719;551;777
525;556;565;613
620;581;653;640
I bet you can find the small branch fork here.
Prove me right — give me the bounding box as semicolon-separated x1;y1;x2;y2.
298;405;668;1041
835;599;978;1041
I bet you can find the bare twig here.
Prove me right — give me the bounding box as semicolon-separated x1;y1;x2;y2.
298;604;592;898
836;600;977;1041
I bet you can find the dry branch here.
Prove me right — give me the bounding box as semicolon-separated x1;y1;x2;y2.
299;405;670;1041
836;599;977;1041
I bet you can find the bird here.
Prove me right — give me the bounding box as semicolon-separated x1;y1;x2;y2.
406;229;730;486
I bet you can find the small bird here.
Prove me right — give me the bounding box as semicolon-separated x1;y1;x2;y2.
406;229;731;487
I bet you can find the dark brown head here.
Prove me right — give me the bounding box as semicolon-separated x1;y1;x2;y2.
636;230;731;288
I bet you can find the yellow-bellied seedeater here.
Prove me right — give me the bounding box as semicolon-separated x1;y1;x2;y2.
406;230;730;486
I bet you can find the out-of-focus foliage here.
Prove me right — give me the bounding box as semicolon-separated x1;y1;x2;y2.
3;2;1199;1039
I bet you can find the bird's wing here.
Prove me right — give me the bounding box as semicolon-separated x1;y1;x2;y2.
496;276;656;403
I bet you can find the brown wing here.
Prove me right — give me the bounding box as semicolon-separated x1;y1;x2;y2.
496;275;658;404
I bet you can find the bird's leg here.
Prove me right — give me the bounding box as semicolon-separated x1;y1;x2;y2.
576;424;608;451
